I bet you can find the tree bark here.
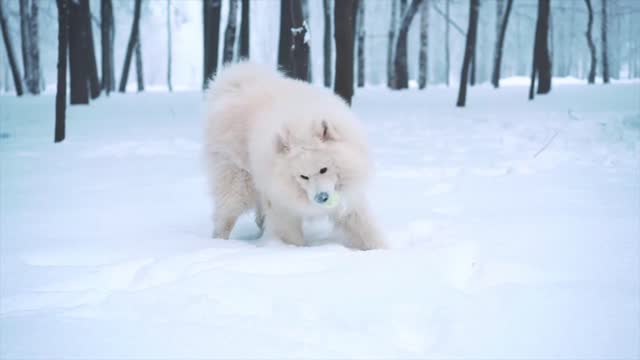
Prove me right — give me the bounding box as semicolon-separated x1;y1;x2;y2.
69;0;88;103
584;0;596;84
529;0;551;99
334;0;358;105
600;0;609;83
101;0;114;94
19;0;40;94
118;0;142;92
386;0;397;88
135;37;144;91
278;0;292;74
356;0;365;87
222;0;238;64
167;0;172;91
418;0;428;89
456;0;479;107
203;0;221;89
491;0;513;88
0;0;24;96
239;0;249;59
81;0;100;99
444;0;449;86
289;0;309;81
323;0;332;87
393;0;423;89
55;0;68;142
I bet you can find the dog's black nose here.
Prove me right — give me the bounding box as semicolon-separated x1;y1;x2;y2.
314;192;329;204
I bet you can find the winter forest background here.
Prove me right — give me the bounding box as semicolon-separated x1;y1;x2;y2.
1;0;640;358
1;0;639;104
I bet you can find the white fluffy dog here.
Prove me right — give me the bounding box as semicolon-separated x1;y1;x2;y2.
204;62;385;250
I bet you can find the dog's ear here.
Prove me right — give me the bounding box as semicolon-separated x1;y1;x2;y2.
274;129;290;154
319;120;338;142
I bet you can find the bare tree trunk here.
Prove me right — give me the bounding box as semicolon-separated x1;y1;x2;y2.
239;0;249;59
81;0;100;99
289;0;309;81
19;0;32;92
600;0;609;83
101;0;114;94
491;0;513;88
469;29;476;86
118;0;142;92
69;0;88;103
418;0;428;89
529;0;551;100
278;0;292;74
334;0;358;104
0;0;23;96
584;0;596;84
55;0;68;142
222;0;238;64
393;0;423;89
29;0;40;93
323;0;332;87
387;0;397;87
203;0;221;89
19;0;40;94
444;0;450;86
166;0;172;91
135;37;144;91
301;0;312;81
456;0;479;107
356;0;365;87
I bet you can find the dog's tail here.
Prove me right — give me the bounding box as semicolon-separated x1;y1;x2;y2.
205;61;281;98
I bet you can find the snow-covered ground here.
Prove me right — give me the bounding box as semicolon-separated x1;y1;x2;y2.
1;83;639;358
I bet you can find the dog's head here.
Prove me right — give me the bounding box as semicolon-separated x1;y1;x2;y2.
272;119;370;212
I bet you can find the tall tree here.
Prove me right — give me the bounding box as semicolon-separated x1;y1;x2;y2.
393;0;423;89
584;0;596;83
0;0;24;96
386;0;397;87
600;0;609;84
334;0;358;104
289;0;310;81
55;0;68;142
222;0;238;64
203;0;221;89
81;0;100;99
444;0;450;86
528;0;551;100
491;0;513;88
100;0;115;94
19;0;40;94
167;0;172;91
418;0;428;89
469;0;478;89
323;0;332;87
456;0;479;107
356;0;365;87
277;0;292;74
69;0;89;103
239;0;249;59
135;38;144;91
118;0;142;92
301;0;312;81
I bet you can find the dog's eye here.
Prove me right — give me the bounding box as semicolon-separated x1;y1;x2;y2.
319;167;327;174
300;175;309;180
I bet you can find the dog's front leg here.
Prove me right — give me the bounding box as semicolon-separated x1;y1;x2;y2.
263;199;304;246
333;201;386;250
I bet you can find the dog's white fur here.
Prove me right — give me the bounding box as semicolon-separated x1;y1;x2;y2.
204;62;385;250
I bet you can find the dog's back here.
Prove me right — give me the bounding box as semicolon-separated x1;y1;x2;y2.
204;62;282;169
